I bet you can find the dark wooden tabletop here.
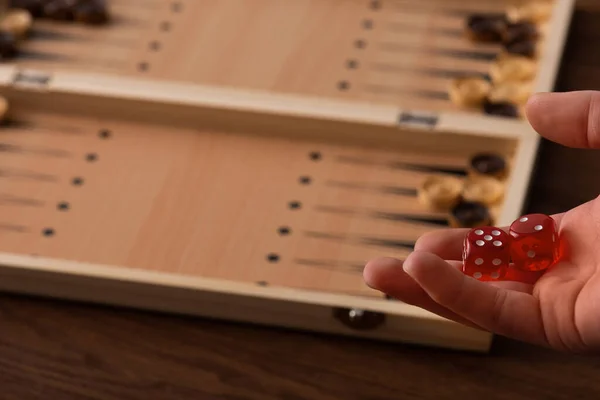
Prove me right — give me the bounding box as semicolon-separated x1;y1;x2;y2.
3;2;600;400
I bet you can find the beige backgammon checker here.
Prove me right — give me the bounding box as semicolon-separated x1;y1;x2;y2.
0;0;575;353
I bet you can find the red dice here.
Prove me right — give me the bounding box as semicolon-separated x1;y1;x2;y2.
462;226;511;281
508;213;559;272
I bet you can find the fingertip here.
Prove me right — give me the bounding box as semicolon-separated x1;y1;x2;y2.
362;257;403;290
524;91;552;128
413;228;468;261
403;250;455;281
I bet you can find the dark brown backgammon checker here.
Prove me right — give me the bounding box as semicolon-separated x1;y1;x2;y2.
0;0;575;353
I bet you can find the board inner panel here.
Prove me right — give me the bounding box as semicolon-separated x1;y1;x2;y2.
10;0;548;116
0;107;518;299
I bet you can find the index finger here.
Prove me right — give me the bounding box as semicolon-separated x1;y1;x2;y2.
402;251;549;347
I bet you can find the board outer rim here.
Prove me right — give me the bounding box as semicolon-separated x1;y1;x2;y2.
0;0;576;353
0;252;493;352
498;0;576;226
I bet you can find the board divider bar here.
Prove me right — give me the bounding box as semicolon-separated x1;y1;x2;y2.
0;66;531;143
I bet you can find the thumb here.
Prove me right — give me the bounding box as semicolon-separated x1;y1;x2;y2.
525;91;600;149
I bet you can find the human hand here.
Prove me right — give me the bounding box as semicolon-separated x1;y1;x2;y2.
363;91;600;353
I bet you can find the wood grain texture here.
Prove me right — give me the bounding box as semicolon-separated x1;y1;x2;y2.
0;1;599;399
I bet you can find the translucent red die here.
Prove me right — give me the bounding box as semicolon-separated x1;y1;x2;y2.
508;213;559;272
462;226;511;281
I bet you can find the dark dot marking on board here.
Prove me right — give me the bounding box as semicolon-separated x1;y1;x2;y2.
42;228;55;237
309;151;322;161
267;253;280;263
57;202;70;211
72;177;84;186
256;281;269;287
171;2;183;12
370;0;381;10
149;41;161;51
354;39;367;49
289;201;302;210
278;226;291;236
98;129;111;139
346;59;359;69
338;81;350;91
299;176;312;185
160;21;171;32
86;153;98;162
363;19;374;29
138;62;149;72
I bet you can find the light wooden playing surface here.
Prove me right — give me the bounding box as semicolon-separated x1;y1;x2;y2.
0;0;575;352
12;0;548;113
0;102;517;299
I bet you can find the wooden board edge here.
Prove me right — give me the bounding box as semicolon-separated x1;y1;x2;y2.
497;131;541;226
0;252;493;352
496;0;575;225
0;252;441;320
535;0;577;93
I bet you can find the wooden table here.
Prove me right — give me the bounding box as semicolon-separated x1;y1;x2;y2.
3;2;600;399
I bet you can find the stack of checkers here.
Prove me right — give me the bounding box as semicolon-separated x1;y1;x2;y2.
449;1;553;118
0;1;109;60
10;0;110;24
418;153;508;229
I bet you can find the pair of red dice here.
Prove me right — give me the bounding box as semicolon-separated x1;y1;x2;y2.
462;213;561;281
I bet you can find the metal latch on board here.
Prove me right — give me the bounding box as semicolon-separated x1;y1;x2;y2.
398;111;439;129
333;307;386;331
11;69;53;91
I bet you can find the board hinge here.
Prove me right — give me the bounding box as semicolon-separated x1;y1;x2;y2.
11;69;53;91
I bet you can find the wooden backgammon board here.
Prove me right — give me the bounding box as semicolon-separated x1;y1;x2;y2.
0;0;575;353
